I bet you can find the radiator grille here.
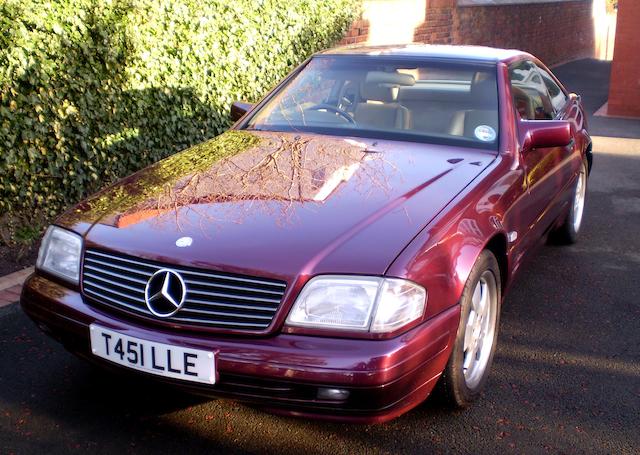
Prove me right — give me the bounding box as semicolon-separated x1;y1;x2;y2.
81;249;287;331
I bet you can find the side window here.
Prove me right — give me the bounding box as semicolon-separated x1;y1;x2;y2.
509;61;555;121
536;64;568;113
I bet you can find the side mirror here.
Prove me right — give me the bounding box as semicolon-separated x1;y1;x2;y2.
519;120;572;151
230;101;253;122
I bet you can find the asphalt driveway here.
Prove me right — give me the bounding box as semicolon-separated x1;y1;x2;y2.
1;60;639;454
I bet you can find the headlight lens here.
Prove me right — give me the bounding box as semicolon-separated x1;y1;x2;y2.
36;226;82;284
286;275;426;333
370;278;427;332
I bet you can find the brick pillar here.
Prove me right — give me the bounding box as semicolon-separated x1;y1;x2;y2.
339;17;370;45
413;0;455;44
608;0;640;118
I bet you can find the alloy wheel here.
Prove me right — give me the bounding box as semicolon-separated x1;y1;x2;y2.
572;166;587;233
462;270;498;389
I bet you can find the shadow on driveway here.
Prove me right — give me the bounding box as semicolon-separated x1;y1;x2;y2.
1;147;639;454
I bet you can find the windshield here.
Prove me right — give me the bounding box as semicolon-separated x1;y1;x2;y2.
244;56;500;149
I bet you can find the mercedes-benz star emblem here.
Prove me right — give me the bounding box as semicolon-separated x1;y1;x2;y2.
144;269;187;318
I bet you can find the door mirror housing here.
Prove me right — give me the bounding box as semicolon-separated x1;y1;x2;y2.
519;120;572;151
230;101;253;122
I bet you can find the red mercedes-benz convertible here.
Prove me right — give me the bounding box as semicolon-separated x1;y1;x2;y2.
22;44;591;423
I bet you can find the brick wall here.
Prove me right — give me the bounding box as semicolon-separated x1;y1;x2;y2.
608;0;640;117
414;0;453;44
453;1;595;66
342;0;594;66
340;17;370;45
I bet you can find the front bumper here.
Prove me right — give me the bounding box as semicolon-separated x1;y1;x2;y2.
20;273;459;423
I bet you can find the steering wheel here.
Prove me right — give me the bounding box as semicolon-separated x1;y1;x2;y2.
306;103;356;125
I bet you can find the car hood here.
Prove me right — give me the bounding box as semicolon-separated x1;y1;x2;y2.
59;130;496;282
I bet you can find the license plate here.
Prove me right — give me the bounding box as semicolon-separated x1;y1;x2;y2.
89;324;216;384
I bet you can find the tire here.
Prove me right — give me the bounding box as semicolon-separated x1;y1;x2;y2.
438;250;501;408
551;159;588;245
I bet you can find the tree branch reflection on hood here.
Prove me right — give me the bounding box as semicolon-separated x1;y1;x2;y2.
61;130;395;233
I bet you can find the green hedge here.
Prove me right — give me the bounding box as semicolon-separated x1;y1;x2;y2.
0;0;358;220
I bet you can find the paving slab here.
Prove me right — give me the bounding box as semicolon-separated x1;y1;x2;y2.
0;267;33;307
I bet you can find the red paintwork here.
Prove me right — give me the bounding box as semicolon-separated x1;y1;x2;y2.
521;120;572;150
21;44;590;423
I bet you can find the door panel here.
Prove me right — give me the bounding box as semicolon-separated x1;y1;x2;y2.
509;61;579;256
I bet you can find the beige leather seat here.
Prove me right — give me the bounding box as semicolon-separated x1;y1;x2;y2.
355;71;414;130
449;110;499;137
448;77;499;138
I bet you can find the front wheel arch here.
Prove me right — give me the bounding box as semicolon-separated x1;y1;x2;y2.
452;232;509;305
483;233;509;296
586;142;593;175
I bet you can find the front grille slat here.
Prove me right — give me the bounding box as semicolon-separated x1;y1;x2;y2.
84;257;155;278
81;249;287;331
170;316;268;328
179;269;286;288
84;279;145;301
183;278;284;295
186;297;278;313
84;287;146;313
83;265;150;286
179;307;274;320
84;273;146;295
185;288;281;304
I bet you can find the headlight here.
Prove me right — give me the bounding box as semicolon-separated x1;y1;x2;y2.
36;226;82;284
286;275;426;333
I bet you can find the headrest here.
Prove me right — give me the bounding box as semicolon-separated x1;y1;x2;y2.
361;71;415;102
470;76;498;106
